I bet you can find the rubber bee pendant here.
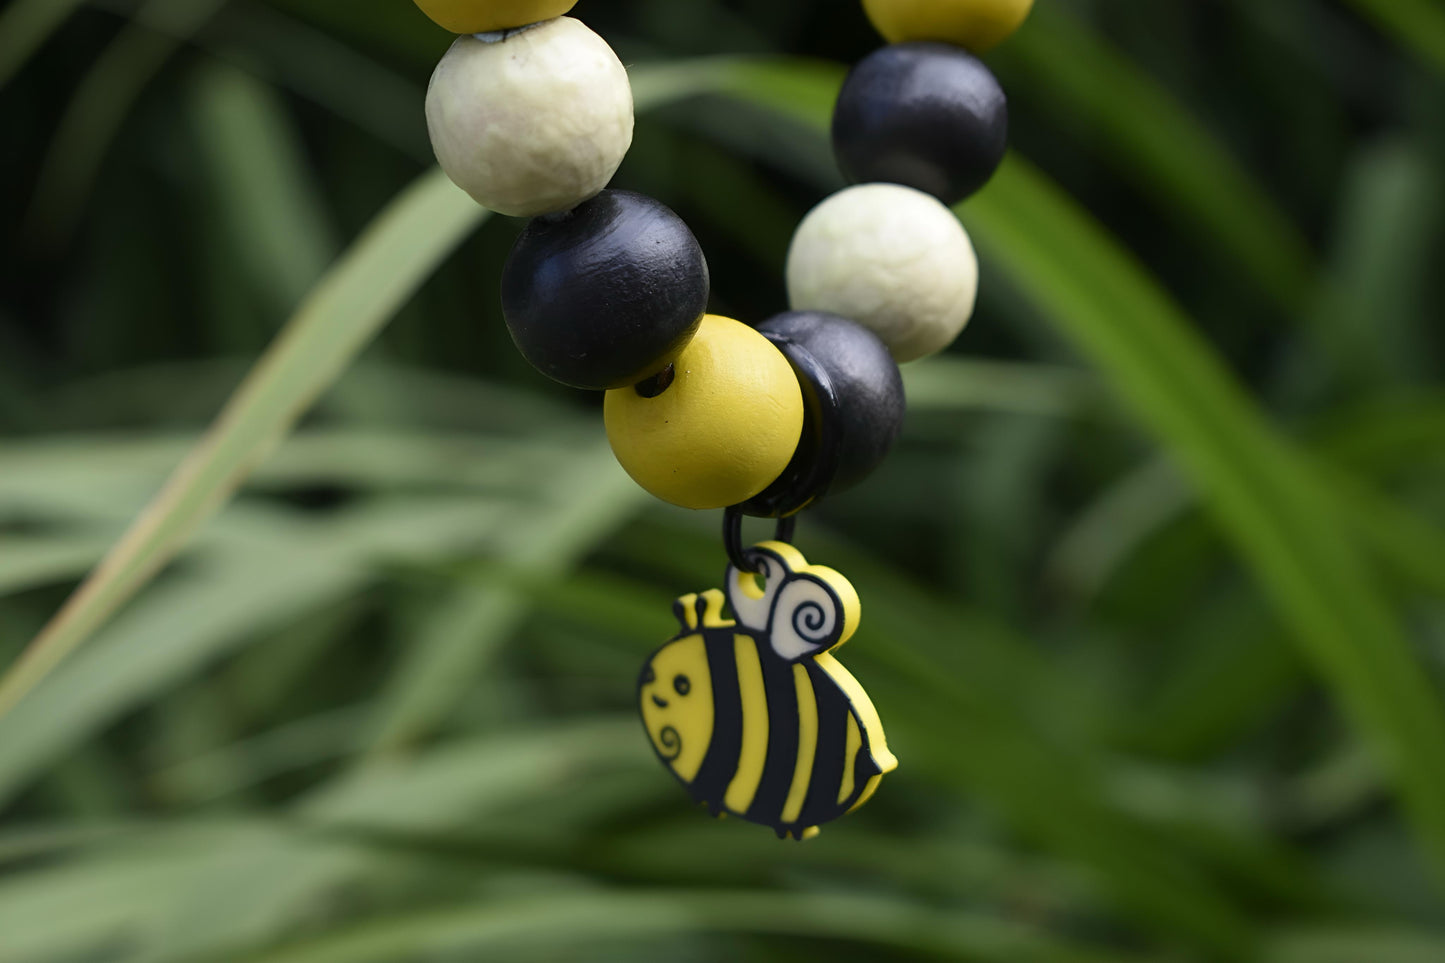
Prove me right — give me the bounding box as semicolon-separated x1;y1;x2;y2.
638;541;897;839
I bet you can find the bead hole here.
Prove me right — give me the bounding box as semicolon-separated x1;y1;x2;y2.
634;364;675;399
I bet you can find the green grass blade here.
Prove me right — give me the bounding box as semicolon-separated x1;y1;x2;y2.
0;0;85;90
24;0;228;246
189;61;337;314
210;4;431;160
968;155;1445;882
0;842;204;961
0;535;112;597
152;706;366;803
364;446;645;754
903;357;1104;419
0;499;513;807
1341;0;1445;76
0;820;362;963
0;429;599;522
1326;473;1445;597
1310;140;1443;388
1043;458;1192;601
0;823;142;867
997;4;1316;314
1268;927;1445;963
0;168;488;720
226;889;1156;963
302;719;645;830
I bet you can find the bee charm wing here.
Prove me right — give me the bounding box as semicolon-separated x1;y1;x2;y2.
637;542;895;840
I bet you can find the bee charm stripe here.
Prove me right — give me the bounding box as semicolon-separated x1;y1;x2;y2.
816;651;897;776
849;762;885;813
749;639;802;826
724;635;769;814
800;660;850;828
782;664;818;824
638;542;896;838
691;632;743;809
839;712;862;805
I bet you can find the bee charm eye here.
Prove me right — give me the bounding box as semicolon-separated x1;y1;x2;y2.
673;674;691;696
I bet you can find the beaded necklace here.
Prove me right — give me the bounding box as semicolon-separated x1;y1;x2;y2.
415;0;1030;839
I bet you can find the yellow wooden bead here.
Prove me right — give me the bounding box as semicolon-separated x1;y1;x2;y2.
861;0;1034;52
604;315;804;511
412;0;577;34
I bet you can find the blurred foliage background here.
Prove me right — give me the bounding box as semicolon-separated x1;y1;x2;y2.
2;0;1445;960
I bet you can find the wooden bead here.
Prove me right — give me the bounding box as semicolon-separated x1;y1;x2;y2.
862;0;1034;53
786;184;977;363
425;18;632;217
413;0;577;35
604;316;805;510
833;43;1007;205
501;190;709;391
740;311;906;517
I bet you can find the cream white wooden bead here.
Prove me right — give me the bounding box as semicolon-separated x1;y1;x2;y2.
425;18;633;217
785;183;978;362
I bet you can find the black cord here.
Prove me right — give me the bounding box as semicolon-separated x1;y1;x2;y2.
723;507;798;573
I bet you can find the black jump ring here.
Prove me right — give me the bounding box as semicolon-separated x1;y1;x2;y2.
723;507;798;573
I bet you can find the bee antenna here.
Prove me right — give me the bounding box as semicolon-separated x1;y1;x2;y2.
671;594;696;633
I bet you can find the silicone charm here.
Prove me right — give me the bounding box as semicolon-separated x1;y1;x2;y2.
412;0;577;34
639;541;897;838
786;183;978;363
425;18;633;217
833;43;1008;206
502;190;709;390
603;315;804;510
741;311;905;517
862;0;1035;53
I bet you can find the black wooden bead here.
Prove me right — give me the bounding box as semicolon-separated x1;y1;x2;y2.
832;42;1008;206
740;311;905;517
501;190;709;390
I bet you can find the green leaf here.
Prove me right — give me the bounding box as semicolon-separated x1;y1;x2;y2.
24;0;229;245
1268;927;1445;963
364;444;646;754
151;706;367;804
0;429;600;522
903;357;1104;420
1043;458;1192;601
0;534;111;597
0;820;361;963
205;4;431;160
0;0;86;91
227;889;1155;963
997;4;1316;314
189;61;337;316
0;168;489;719
968;155;1445;882
1326;472;1445;597
1319;141;1442;385
1341;0;1445;76
0;499;512;807
302;719;646;831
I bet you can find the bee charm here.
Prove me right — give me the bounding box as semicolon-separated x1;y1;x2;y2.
638;541;897;839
